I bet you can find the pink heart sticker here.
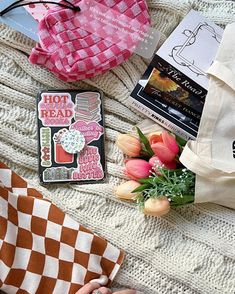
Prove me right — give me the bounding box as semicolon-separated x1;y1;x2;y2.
70;121;104;144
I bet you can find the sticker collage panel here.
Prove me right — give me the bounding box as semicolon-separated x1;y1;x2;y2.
37;90;105;184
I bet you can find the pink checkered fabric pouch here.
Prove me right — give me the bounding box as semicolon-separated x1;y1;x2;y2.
29;0;150;82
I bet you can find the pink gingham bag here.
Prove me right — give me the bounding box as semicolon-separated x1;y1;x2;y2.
29;0;150;82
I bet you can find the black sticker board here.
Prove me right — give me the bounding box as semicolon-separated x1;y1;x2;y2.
37;90;106;184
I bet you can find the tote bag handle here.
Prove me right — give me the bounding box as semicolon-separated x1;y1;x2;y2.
180;141;235;179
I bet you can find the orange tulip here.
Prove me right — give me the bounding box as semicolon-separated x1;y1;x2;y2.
115;180;141;200
148;132;163;145
144;197;170;217
116;134;141;157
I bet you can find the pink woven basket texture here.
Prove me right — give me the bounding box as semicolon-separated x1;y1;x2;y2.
29;0;150;82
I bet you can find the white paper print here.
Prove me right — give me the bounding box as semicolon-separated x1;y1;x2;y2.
157;10;223;90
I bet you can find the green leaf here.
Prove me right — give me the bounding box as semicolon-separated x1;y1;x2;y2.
170;194;194;206
165;168;187;176
136;127;154;157
138;177;154;184
132;183;152;193
175;135;187;147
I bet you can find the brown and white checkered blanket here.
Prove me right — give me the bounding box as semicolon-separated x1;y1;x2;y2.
0;162;124;294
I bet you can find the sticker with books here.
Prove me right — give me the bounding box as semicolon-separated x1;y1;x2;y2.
128;10;223;140
37;90;106;184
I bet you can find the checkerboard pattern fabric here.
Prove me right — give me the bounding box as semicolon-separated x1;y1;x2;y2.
29;0;150;82
0;162;124;294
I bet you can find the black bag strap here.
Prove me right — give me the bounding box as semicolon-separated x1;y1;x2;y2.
0;0;80;16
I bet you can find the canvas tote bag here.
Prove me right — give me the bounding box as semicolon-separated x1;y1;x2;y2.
180;23;235;209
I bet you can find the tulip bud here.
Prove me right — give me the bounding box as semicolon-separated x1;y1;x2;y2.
147;131;162;143
116;134;141;157
150;131;179;163
115;180;141;200
144;197;170;217
125;159;152;181
151;142;176;163
162;131;179;155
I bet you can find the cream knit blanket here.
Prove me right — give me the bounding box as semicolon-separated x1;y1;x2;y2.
0;1;235;293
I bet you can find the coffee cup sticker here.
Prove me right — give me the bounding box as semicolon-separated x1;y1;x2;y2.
53;129;74;164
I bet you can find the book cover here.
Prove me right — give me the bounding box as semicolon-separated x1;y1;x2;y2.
24;0;60;22
0;0;39;41
128;10;223;140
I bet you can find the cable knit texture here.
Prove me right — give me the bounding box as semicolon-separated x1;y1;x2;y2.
0;1;235;293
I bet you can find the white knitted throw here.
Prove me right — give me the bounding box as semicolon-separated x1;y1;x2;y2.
0;1;235;293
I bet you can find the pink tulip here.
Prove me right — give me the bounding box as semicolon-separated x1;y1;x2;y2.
124;159;152;180
151;142;176;163
162;131;179;155
150;131;179;163
149;156;176;174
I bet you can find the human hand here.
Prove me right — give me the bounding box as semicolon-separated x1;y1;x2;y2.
94;289;136;294
113;290;137;294
75;283;101;294
75;283;138;294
